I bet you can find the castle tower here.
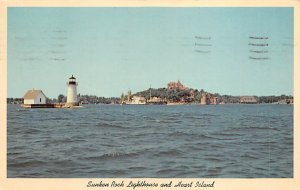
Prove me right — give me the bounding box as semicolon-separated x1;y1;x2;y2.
66;75;79;107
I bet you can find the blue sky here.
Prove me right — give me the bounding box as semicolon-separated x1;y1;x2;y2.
8;7;293;98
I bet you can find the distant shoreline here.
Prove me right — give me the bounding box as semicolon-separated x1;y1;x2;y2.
7;102;294;106
7;94;293;105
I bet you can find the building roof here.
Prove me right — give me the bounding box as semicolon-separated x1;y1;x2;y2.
23;90;46;99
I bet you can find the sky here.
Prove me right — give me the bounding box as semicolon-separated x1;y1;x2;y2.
8;7;294;98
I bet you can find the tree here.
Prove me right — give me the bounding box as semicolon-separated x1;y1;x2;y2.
58;94;65;103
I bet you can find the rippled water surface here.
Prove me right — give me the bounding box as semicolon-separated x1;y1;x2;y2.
7;104;293;178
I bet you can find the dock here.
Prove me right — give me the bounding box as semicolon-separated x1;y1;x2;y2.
21;104;65;108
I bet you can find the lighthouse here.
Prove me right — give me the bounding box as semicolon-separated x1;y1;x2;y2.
66;75;79;107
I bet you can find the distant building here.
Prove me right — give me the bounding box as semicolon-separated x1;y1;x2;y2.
240;96;257;104
210;96;219;105
167;80;189;90
200;93;209;105
130;96;146;104
200;93;219;105
23;89;47;104
148;96;163;103
287;98;294;104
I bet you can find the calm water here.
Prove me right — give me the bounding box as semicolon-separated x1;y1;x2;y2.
7;104;293;178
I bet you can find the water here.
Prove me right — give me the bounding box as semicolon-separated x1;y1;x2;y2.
7;104;293;178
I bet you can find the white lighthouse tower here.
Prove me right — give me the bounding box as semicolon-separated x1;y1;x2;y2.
66;75;79;107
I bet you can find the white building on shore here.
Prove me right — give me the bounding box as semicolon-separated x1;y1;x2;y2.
127;96;147;104
23;89;47;105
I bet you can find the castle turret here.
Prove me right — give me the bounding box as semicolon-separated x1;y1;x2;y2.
66;75;79;107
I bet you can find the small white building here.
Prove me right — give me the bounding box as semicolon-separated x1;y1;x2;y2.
23;89;47;104
129;96;147;104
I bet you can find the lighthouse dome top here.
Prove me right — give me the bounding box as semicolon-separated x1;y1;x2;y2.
69;75;76;80
67;75;78;86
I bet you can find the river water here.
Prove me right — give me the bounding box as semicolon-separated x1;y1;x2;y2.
7;104;293;178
